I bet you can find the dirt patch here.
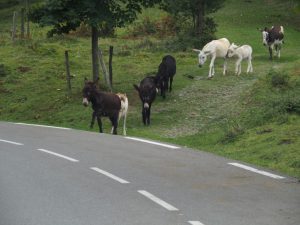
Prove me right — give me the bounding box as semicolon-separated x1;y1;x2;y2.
278;139;293;145
17;66;31;73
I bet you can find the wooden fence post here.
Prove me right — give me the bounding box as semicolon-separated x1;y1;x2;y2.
25;0;30;38
20;8;25;39
98;48;112;91
65;50;72;94
12;11;17;42
108;46;113;90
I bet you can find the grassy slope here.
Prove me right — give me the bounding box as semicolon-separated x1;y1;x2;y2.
0;0;299;178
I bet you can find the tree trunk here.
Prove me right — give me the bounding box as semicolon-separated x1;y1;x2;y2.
195;0;205;37
91;26;99;82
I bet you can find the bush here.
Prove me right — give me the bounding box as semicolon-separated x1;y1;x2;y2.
128;15;176;38
0;64;8;77
164;17;217;51
270;71;289;88
221;121;245;144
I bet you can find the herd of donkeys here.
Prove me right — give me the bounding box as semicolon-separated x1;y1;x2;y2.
82;25;285;135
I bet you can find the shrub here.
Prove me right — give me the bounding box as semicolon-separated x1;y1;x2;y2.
0;64;8;77
221;120;245;144
129;16;156;37
163;17;217;51
269;71;289;88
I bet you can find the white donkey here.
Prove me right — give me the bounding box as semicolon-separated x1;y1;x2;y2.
193;38;230;78
227;43;253;76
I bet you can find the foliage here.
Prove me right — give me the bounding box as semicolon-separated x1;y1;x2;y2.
159;0;223;49
161;0;225;18
126;15;177;38
29;0;162;37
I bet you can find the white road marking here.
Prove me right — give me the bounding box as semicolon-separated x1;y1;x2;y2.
138;190;179;211
90;167;130;184
228;162;285;179
0;139;24;146
188;221;205;225
125;137;180;149
37;148;79;162
15;122;71;130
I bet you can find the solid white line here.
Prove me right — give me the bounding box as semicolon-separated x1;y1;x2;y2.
15;122;71;130
125;137;180;149
188;221;205;225
37;148;79;162
0;139;24;146
228;162;285;179
90;167;130;184
138;190;179;211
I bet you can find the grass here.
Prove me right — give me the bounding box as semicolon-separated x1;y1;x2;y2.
0;0;300;179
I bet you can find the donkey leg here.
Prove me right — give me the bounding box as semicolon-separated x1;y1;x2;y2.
147;105;152;125
123;113;127;136
247;57;252;73
269;46;273;60
110;116;118;135
223;58;227;75
162;81;166;99
277;44;281;58
90;111;96;129
142;108;147;125
97;116;103;133
208;55;216;78
112;118;118;135
169;76;173;92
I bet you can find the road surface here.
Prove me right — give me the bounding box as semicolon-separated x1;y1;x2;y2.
0;122;299;225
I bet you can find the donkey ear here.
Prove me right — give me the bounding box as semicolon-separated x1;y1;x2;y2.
192;49;201;53
204;50;211;55
133;84;140;92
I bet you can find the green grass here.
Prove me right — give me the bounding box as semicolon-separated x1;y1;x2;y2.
0;0;300;179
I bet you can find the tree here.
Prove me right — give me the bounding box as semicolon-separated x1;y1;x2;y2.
161;0;225;38
30;0;161;82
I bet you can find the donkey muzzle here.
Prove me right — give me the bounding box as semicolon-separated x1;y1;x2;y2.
82;98;89;107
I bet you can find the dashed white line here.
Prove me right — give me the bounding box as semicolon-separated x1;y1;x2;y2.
37;148;79;162
0;139;24;146
125;137;180;149
138;190;179;211
15;122;71;130
188;221;205;225
90;167;130;184
228;162;285;179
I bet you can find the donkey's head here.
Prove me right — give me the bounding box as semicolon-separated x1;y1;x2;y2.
192;49;210;67
82;78;98;106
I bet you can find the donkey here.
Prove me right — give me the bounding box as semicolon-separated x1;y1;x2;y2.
155;55;176;99
133;76;157;125
82;78;128;135
193;38;230;78
260;25;284;60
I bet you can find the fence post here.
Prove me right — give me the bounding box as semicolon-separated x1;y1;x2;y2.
12;11;17;42
20;8;25;39
25;0;30;38
108;46;113;91
65;50;72;94
98;48;112;91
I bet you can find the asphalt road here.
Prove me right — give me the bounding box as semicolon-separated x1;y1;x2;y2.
0;122;299;225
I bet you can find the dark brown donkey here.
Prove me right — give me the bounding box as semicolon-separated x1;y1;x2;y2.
82;78;123;135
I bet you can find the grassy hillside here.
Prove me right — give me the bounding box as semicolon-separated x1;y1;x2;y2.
0;0;299;178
